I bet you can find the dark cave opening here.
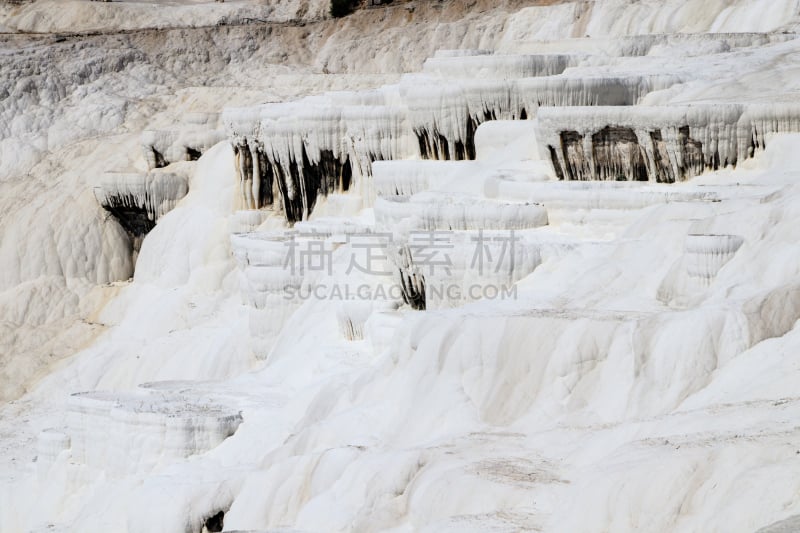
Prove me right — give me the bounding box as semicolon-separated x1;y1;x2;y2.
99;194;157;264
202;510;224;533
151;147;167;168
186;147;202;161
100;195;156;239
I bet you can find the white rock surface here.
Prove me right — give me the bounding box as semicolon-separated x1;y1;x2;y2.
66;387;242;476
5;1;800;532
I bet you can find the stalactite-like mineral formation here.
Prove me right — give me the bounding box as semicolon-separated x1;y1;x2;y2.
94;171;188;257
537;104;800;182
224;62;678;223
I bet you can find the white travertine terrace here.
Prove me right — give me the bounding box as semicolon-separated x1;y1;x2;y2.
658;232;748;304
401;231;543;310
225;95;413;221
141;128;227;169
483;179;727;209
536;104;800;182
230;210;270;233
474;120;542;161
225;71;682;221
293;217;373;237
402;74;673;161
94;171;189;259
513;32;796;56
420;54;576;79
8;1;800;532
373;160;474;197
95;171;188;226
231;231;311;357
375;196;549;232
66;389;242;476
222;34;800;225
685;233;745;281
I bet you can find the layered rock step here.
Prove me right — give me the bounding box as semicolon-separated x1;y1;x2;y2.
94;170;189;258
536;104;800;182
223;49;683;222
141;112;226;169
512;32;795;56
219;38;800;363
38;386;243;476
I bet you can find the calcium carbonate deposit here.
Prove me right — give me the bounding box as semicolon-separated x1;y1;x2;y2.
3;0;800;532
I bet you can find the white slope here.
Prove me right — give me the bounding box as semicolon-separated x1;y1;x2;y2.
3;1;800;532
